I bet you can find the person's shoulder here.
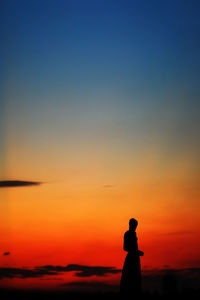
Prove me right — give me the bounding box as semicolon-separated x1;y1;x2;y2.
124;230;129;237
124;230;136;237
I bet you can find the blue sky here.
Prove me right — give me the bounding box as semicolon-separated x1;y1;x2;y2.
1;0;200;180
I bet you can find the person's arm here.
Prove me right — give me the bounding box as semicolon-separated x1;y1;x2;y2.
138;250;144;256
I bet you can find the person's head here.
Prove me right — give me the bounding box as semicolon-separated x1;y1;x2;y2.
129;218;138;231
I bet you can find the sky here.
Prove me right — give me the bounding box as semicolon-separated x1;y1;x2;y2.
1;0;200;292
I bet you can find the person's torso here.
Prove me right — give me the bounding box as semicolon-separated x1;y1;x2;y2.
125;231;139;254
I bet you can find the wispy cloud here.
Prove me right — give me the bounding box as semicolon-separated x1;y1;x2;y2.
0;267;57;279
0;180;41;188
0;264;121;279
0;266;199;291
37;264;121;277
162;231;195;236
104;185;115;188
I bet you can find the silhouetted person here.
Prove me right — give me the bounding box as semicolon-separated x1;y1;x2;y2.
120;218;144;297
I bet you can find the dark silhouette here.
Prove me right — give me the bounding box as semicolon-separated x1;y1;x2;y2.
162;272;178;295
120;218;144;297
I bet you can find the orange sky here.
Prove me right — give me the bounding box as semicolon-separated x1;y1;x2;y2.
1;162;200;289
1;128;200;289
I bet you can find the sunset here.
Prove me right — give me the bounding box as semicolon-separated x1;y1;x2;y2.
1;0;200;297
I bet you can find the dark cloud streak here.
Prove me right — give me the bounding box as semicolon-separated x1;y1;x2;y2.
36;264;121;277
0;267;57;279
0;264;121;279
0;180;41;188
0;265;199;293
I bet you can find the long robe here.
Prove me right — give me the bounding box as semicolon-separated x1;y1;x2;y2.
120;230;141;296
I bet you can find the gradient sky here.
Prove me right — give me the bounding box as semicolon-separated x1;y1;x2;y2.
1;0;200;291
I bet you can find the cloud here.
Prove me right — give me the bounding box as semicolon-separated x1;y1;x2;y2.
163;231;195;236
3;252;10;256
2;265;199;280
142;268;200;276
0;265;199;292
0;264;121;280
0;267;57;279
36;264;121;277
0;180;41;188
104;185;115;188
